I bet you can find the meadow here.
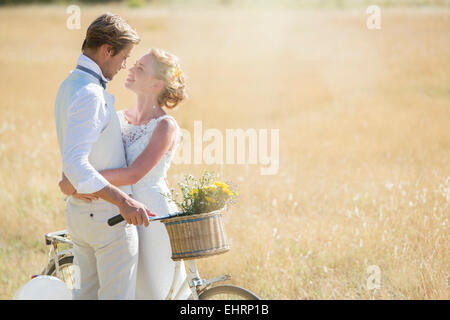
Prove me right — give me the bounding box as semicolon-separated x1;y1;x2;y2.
0;2;449;299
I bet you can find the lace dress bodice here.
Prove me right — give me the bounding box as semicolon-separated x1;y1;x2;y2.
117;110;182;186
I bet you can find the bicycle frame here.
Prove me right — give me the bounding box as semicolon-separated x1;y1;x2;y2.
165;260;231;300
42;230;74;277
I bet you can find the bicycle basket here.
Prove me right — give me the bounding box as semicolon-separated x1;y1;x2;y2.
161;209;230;261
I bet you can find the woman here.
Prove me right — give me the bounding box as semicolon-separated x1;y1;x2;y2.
59;48;190;299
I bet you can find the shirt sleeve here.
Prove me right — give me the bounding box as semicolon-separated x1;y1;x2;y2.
62;85;110;194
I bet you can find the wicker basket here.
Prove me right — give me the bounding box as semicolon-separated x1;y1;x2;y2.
161;209;230;261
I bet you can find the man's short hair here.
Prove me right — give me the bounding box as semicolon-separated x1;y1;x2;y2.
82;13;140;55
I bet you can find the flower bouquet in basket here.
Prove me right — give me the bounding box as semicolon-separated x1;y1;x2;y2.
162;171;238;261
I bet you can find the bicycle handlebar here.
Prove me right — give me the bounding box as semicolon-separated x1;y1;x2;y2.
107;214;125;226
107;213;179;226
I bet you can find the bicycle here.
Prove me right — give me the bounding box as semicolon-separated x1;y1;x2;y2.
41;215;261;300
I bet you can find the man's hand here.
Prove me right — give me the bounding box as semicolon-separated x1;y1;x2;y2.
92;184;156;228
118;196;156;228
72;193;99;203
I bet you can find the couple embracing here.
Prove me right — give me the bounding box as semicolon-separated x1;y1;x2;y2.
54;13;190;300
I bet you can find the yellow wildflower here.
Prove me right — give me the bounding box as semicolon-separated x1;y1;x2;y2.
223;188;233;196
190;188;198;197
214;181;228;188
214;181;234;196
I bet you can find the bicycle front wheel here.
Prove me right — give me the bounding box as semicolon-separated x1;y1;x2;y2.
199;285;261;300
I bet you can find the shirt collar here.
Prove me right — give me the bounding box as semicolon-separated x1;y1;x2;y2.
76;54;109;84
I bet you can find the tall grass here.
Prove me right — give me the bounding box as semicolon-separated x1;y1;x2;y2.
0;4;448;299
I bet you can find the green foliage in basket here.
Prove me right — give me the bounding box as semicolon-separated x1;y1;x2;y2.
163;171;238;216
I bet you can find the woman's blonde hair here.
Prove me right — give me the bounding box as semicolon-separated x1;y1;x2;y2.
148;48;187;109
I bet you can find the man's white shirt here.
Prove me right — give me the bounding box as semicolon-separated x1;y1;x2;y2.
61;54;112;194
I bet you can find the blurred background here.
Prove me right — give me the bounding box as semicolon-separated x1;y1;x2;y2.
0;0;449;299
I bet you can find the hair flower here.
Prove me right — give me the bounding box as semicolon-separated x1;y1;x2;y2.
174;66;183;78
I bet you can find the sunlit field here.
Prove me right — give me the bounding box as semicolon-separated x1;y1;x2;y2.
0;3;449;299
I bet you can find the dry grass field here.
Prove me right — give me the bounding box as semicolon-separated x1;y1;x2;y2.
0;2;449;299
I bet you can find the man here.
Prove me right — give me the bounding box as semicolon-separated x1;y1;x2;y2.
54;13;153;300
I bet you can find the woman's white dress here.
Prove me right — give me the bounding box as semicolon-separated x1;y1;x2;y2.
117;110;190;300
